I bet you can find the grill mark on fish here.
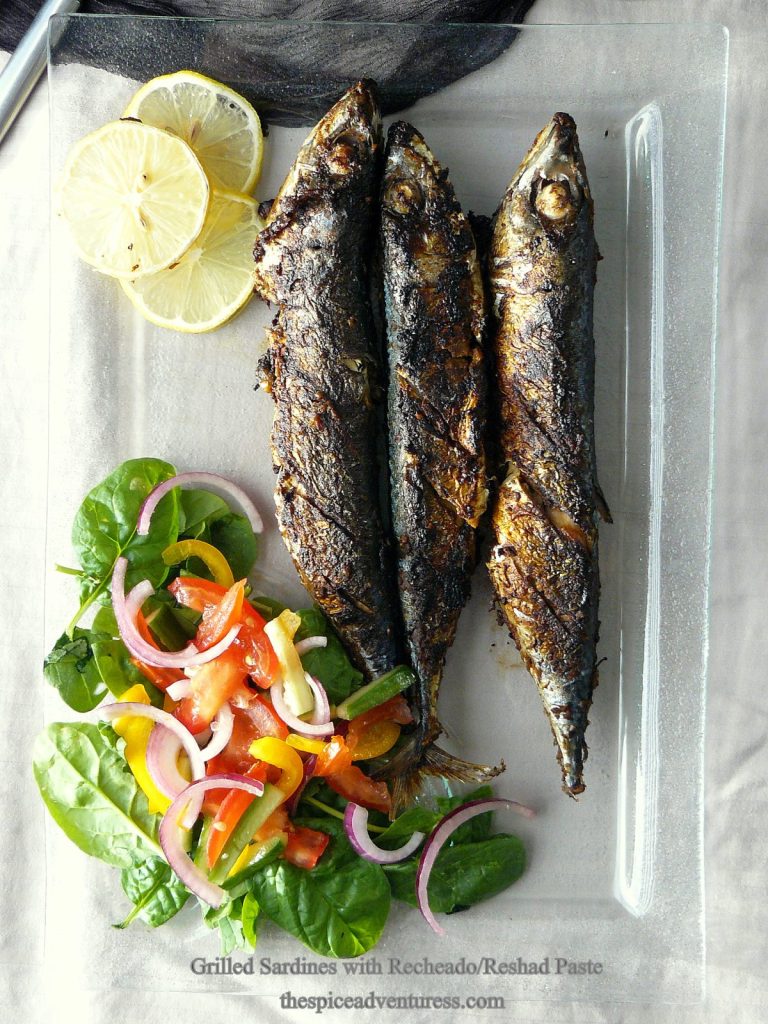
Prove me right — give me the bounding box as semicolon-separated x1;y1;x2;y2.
487;112;609;797
378;120;500;804
254;80;400;681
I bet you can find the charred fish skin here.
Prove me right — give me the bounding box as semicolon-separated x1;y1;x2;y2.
380;121;499;794
488;112;608;798
254;80;400;680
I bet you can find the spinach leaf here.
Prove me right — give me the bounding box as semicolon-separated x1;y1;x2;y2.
43;629;111;712
294;609;363;704
375;807;440;850
117;856;189;928
69;458;179;633
209;514;258;581
248;818;389;958
178;489;228;537
384;834;526;914
241;892;260;948
436;785;494;845
91;636;156;701
32;722;162;868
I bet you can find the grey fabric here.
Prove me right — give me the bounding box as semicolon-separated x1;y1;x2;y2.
2;1;536;123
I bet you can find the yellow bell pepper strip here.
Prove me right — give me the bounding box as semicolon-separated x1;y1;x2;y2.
285;734;325;755
248;736;304;801
263;609;314;715
348;719;401;761
161;539;235;588
111;683;172;815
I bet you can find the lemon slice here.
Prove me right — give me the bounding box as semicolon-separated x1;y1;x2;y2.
58;119;209;279
121;189;264;333
124;71;264;194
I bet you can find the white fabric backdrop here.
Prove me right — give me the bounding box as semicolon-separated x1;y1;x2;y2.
1;1;766;1021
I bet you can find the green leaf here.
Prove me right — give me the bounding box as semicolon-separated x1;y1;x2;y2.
248;818;389;958
436;785;494;844
384;833;526;914
43;629;110;712
32;722;162;868
241;892;260;948
209;514;258;580
294;609;363;704
69;458;179;633
375;807;440;850
118;856;189;928
178;489;228;537
91;636;155;701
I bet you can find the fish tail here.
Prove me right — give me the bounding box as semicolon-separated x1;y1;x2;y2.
380;736;506;815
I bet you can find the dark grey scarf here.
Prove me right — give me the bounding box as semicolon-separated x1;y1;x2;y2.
2;2;536;124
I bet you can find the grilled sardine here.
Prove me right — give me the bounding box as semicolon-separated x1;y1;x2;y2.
487;113;609;797
254;80;400;680
380;121;500;801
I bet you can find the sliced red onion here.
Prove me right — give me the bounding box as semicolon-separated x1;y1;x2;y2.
294;636;327;656
145;725;189;800
159;773;266;908
166;679;192;701
112;557;240;669
416;798;535;936
199;702;234;762
137;471;263;537
305;672;331;726
270;679;334;737
100;700;206;825
344;802;425;864
286;753;318;816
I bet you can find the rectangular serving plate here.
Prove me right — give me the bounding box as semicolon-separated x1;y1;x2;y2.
43;16;727;1007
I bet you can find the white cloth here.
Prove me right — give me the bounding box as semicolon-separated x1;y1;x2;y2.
1;1;766;1021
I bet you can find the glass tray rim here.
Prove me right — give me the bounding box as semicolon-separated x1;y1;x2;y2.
42;13;729;1006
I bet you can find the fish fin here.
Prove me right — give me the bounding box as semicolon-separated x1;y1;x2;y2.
384;742;506;816
594;479;612;523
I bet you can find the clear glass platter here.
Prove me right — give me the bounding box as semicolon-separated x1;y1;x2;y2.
44;15;728;1009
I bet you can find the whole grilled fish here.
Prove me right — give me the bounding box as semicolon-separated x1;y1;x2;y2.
487;113;610;797
380;121;501;801
254;80;400;680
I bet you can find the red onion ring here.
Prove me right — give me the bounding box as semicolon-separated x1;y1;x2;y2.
294;636;327;656
305;672;331;726
416;798;535;936
145;724;190;800
112;557;240;669
269;678;333;737
100;700;206;825
344;802;425;864
285;753;318;816
159;773;266;908
137;471;263;537
199;702;234;762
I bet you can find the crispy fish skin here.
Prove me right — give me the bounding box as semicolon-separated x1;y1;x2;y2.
380;122;499;795
488;112;608;797
254;81;400;679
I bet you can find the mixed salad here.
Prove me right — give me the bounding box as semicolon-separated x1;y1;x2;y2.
35;459;531;957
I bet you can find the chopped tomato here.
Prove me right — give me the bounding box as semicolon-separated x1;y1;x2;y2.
130;610;185;691
230;690;289;740
174;647;245;734
352;695;413;730
130;656;185;693
195;579;245;650
206;762;267;868
168;576;230;613
326;765;391;815
284;826;330;870
168;577;279;687
313;734;354;777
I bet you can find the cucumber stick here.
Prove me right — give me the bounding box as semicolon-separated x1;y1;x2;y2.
335;666;415;720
